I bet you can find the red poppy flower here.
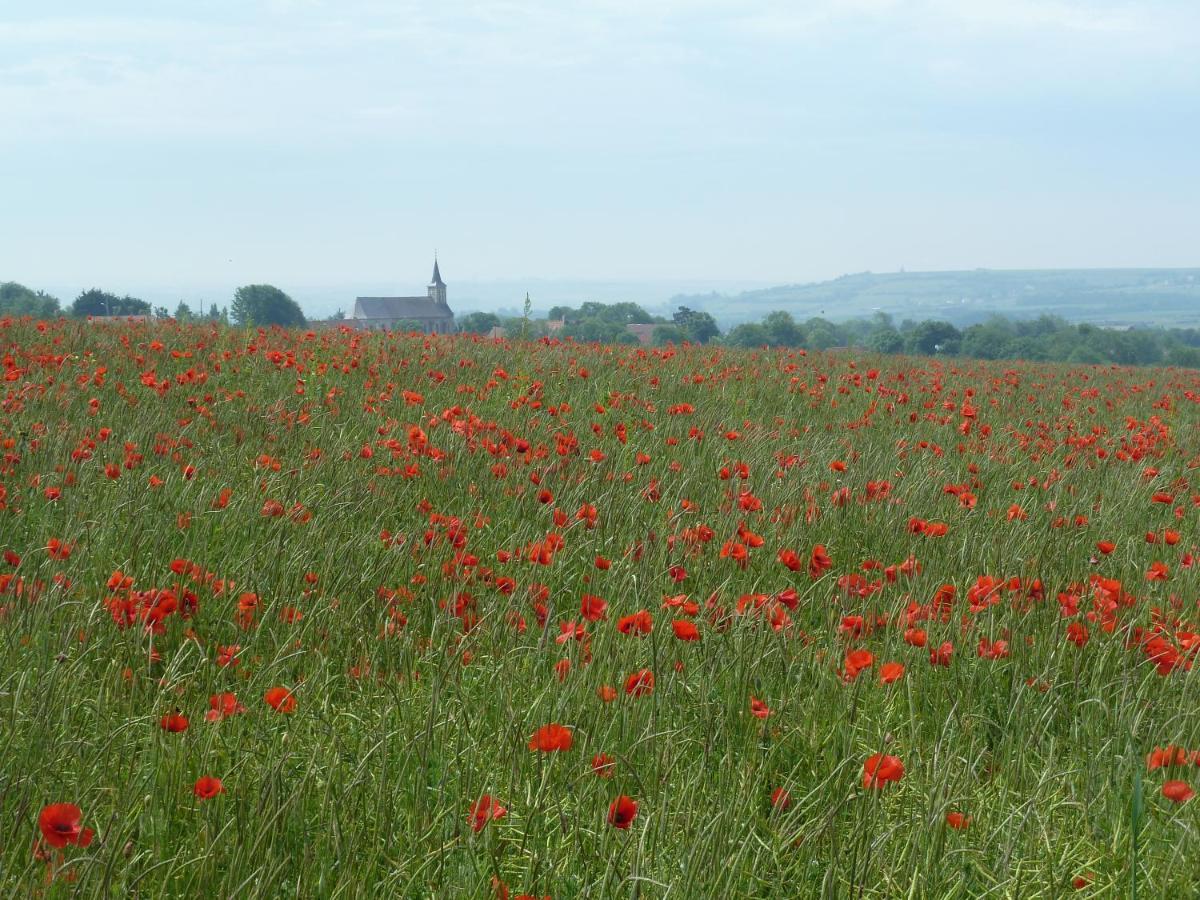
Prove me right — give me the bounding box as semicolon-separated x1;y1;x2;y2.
879;662;905;684
528;723;573;752
607;794;638;829
945;811;971;829
777;548;802;571
770;787;791;810
672;619;700;641
808;544;833;579
264;686;296;713
597;684;617;703
38;803;94;849
1146;745;1200;769
591;752;616;777
468;795;508;832
580;594;608;621
844;649;874;681
194;776;225;800
750;696;771;719
206;692;246;722
625;669;655;697
216;644;241;668
160;711;190;732
862;753;904;789
1163;780;1195;803
929;642;953;667
616;610;653;636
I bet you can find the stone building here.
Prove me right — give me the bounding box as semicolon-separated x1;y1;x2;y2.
351;259;455;333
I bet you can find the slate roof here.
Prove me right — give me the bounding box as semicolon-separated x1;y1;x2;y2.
353;297;454;320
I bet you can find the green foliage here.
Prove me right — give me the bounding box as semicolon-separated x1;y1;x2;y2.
712;308;1195;368
521;293;533;341
0;282;60;318
673;306;720;343
763;310;803;347
725;322;768;348
905;320;961;355
540;301;672;344
559;317;630;343
802;317;841;350
231;284;305;328
3;320;1200;896
866;327;904;354
651;324;686;346
71;288;150;318
457;312;501;334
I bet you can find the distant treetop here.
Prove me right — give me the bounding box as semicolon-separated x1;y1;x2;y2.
231;284;305;327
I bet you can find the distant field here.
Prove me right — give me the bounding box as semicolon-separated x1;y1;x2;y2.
675;268;1200;328
3;320;1200;896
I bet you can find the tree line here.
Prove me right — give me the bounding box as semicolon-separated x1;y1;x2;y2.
722;311;1200;368
0;282;306;327
458;302;721;345
460;301;1200;368
7;281;1198;367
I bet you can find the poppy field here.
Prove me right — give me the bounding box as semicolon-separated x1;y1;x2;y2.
4;317;1200;897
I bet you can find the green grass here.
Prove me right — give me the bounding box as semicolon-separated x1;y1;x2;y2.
1;318;1198;897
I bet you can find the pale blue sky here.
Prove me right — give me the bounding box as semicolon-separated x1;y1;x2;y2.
2;0;1198;306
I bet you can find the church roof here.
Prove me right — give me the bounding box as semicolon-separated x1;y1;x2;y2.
354;297;454;320
430;259;445;286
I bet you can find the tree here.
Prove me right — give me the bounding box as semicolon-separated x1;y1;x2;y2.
651;324;686;345
1166;344;1200;369
605;302;655;325
725;323;769;348
230;284;305;327
0;282;60;318
520;292;533;341
763;310;802;347
866;327;904;354
71;289;150;318
905;320;961;356
458;311;501;334
153;306;169;319
324;308;346;322
673;306;720;343
802;317;841;350
174;301;194;321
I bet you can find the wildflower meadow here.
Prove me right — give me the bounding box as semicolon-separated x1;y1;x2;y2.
2;317;1199;897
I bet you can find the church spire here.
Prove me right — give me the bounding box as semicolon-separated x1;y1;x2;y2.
428;254;447;305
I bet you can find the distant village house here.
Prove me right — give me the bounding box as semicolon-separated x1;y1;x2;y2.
351;259;455;333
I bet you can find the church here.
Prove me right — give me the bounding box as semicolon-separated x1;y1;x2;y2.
351;259;455;333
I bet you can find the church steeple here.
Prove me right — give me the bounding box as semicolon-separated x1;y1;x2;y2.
428;254;447;305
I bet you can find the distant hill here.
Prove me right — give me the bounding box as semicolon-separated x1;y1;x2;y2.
671;268;1200;328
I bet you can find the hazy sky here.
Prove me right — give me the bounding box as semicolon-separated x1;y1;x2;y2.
3;0;1198;298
